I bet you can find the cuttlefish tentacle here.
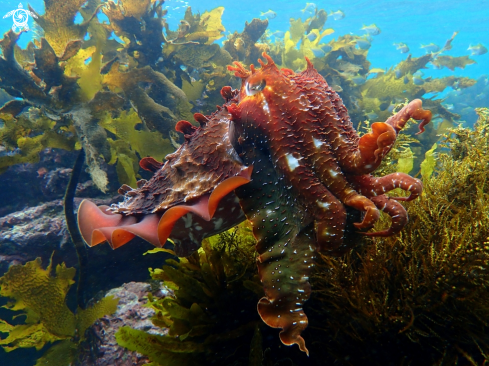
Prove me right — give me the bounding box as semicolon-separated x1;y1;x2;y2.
385;98;432;135
364;195;408;237
349;173;423;202
303;136;380;232
273;154;348;252
292;60;431;175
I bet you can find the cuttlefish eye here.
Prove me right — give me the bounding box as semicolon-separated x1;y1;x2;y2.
246;79;266;96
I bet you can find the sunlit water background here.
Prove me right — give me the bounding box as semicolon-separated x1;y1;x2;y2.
1;0;488;81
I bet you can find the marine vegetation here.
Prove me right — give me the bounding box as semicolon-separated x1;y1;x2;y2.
115;222;265;366
0;0;225;191
0;257;118;365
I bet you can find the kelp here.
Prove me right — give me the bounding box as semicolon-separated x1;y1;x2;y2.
223;18;269;65
0;111;77;172
103;0;168;67
102;62;193;135
28;0;99;55
0;257;118;364
100;108;174;187
64;44;103;101
0;31;50;104
115;222;264;366
280;16;335;71
0;0;199;190
177;6;226;45
431;55;476;71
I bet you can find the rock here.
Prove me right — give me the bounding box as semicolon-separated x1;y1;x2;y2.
0;197;174;300
0;197;116;273
0;148;121;217
76;282;170;366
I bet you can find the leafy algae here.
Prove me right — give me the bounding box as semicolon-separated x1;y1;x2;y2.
115;222;262;366
0;257;118;364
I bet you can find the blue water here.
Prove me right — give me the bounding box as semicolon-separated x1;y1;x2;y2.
1;0;487;81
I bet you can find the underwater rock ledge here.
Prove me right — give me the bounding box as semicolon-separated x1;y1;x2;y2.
76;282;170;366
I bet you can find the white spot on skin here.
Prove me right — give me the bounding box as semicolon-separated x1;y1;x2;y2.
214;217;223;230
317;200;331;209
262;100;270;115
182;213;193;228
312;137;324;149
285;153;301;171
300;275;309;282
329;169;338;177
365;164;372;169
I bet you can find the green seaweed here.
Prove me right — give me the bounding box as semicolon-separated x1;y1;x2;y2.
0;257;118;364
115;222;264;366
420;142;438;180
100;108;175;187
0;0;206;190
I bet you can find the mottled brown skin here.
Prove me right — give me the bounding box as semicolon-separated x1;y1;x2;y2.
227;53;431;353
113;110;245;215
228;53;431;251
77;90;251;256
